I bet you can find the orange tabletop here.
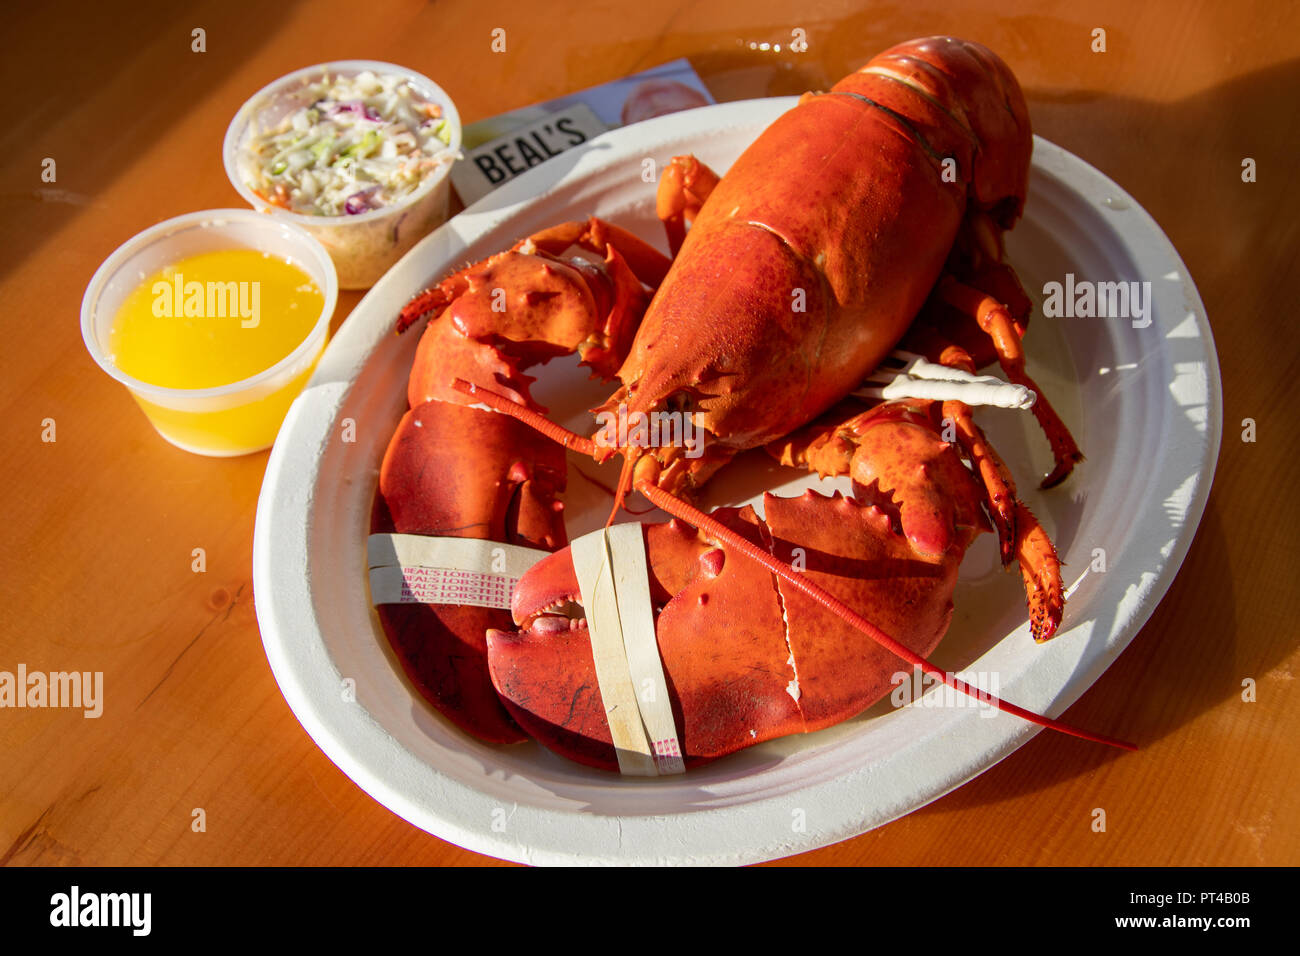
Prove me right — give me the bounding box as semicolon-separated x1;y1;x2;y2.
2;0;1297;866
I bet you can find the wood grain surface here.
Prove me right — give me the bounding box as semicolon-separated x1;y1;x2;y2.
1;0;1296;866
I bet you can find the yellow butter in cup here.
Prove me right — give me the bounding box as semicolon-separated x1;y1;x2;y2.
82;210;338;457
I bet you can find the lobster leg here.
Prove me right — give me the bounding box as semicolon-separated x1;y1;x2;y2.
936;275;1085;488
941;395;1019;566
937;400;1064;641
900;274;1067;639
656;155;722;256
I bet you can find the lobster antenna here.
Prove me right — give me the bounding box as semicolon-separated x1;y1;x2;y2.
453;379;596;455
452;379;641;526
607;452;639;527
451;378;1136;752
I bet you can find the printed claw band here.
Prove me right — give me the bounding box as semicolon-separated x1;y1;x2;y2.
367;533;549;610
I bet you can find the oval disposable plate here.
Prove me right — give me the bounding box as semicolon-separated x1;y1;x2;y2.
253;98;1221;865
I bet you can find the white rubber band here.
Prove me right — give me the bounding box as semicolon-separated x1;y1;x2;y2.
570;524;685;775
367;534;549;610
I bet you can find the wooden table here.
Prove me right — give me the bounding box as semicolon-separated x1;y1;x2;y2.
2;0;1296;866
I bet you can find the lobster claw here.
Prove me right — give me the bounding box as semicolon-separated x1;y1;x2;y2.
487;510;803;770
373;220;674;745
770;401;990;559
485;483;970;770
770;399;1062;642
486;406;993;772
375;400;568;743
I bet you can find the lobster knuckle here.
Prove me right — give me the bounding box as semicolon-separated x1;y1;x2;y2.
845;411;986;559
406;240;649;409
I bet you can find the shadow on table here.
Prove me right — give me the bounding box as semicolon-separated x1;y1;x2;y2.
914;496;1261;814
0;0;298;282
906;53;1300;810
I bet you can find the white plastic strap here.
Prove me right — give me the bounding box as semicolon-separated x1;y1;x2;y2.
570;524;685;776
367;534;549;610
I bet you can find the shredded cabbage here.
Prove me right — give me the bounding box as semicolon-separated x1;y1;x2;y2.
245;70;454;216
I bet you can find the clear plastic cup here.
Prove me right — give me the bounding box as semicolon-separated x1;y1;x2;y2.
223;60;462;289
80;209;339;457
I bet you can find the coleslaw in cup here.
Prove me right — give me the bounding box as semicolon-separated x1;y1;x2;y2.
224;61;462;289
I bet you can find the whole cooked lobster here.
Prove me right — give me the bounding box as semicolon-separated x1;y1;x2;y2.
373;36;1121;768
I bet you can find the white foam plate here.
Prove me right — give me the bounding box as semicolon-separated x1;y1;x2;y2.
253;98;1221;865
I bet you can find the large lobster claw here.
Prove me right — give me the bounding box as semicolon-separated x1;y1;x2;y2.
375;400;566;743
486;488;966;770
373;219;672;744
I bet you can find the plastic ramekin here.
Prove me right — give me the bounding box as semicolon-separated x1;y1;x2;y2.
80;209;339;457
